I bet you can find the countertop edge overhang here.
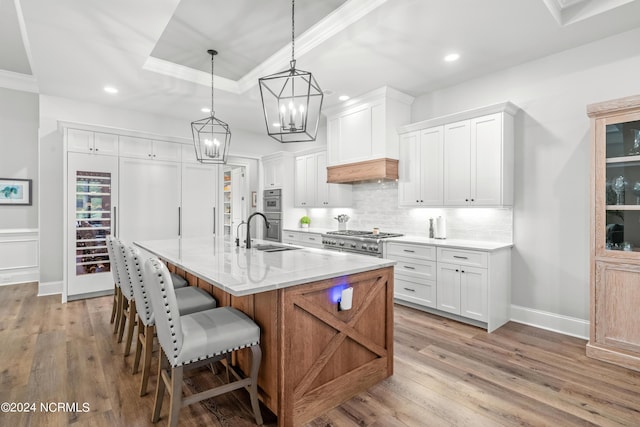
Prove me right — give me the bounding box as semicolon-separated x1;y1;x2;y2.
134;237;396;297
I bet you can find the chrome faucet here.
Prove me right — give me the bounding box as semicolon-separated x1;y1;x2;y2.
245;212;270;249
235;220;246;247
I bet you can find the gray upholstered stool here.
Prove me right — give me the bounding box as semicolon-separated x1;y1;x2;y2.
105;236;123;334
144;258;263;427
123;245;218;396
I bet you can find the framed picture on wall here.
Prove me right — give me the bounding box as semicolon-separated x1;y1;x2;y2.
0;178;32;206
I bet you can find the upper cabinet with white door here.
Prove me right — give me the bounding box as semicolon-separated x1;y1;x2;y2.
398;102;518;208
119;135;181;162
66;128;119;156
324;87;413;181
398;127;444;206
294;151;352;207
262;152;293;189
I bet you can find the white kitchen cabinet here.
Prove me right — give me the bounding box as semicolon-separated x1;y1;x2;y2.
295;154;316;207
315;152;352;207
385;242;437;308
67;128;118;156
398;127;443;206
387;239;511;332
119;136;181;162
118;157;181;243
325;87;413;167
181;162;219;238
443;113;513;206
295;151;352;208
398;102;517;208
281;230;322;248
263;154;287;189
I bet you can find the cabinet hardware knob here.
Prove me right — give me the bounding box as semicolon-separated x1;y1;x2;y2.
455;269;459;272
95;148;99;152
461;270;465;273
453;255;468;259
403;288;416;292
403;249;415;253
89;147;93;151
403;266;415;270
420;200;424;202
465;198;468;202
471;198;474;202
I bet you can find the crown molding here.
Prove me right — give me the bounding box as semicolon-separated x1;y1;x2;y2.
541;0;636;26
143;0;388;94
0;70;38;93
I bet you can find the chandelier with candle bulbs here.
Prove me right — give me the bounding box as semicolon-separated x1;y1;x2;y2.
258;0;323;143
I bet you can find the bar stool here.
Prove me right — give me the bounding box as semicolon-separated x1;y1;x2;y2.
107;236;190;354
124;245;218;396
105;236;123;334
144;258;263;427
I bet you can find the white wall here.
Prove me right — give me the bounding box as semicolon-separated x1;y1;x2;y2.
0;87;38;228
0;87;39;285
38;95;283;284
410;27;640;325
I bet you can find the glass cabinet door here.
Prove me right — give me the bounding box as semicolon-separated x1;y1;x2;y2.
604;118;640;253
75;171;112;275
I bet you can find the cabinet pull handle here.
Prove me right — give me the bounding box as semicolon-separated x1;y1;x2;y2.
403;288;416;292
453;255;468;259
178;207;181;236
113;206;117;237
213;207;216;235
403;266;415;270
403;249;415;253
309;237;316;241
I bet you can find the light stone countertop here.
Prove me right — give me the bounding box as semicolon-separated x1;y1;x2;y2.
135;237;395;297
385;235;513;251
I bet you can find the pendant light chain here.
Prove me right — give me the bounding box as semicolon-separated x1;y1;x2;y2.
210;52;215;116
291;0;295;66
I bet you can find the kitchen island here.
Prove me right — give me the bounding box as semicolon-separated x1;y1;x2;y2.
135;237;395;427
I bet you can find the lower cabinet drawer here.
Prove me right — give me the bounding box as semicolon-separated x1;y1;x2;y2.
300;233;322;248
282;231;301;244
437;247;488;268
395;276;436;308
395;259;436;279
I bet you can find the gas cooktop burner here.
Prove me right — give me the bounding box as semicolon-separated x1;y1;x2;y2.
325;230;404;239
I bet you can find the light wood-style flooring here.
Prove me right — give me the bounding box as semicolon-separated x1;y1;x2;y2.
1;282;639;426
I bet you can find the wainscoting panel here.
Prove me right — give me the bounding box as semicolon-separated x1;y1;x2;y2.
0;229;39;285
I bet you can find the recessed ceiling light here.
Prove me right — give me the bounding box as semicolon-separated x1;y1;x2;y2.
444;53;460;62
201;107;211;113
103;86;118;94
338;95;350;102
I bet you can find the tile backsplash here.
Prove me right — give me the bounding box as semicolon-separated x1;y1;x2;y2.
306;181;512;242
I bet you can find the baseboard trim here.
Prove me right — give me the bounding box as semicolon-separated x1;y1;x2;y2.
510;304;589;339
0;271;39;286
38;281;63;296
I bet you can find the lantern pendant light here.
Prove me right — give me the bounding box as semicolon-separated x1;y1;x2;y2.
192;49;231;164
259;0;323;143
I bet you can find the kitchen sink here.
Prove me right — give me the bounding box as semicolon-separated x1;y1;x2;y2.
254;244;301;252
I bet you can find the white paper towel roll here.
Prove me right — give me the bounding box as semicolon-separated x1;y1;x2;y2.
435;216;447;239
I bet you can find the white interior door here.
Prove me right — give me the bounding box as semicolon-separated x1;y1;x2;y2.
118;157;181;244
231;167;246;241
181;163;218;238
66;152;118;298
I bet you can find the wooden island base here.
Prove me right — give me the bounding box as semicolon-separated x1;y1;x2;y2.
166;264;394;427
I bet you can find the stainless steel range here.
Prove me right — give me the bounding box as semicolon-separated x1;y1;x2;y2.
321;230;403;257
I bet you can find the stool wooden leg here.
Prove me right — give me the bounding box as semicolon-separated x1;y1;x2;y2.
117;298;128;343
168;365;183;427
132;315;143;374
113;288;122;334
152;350;168;423
139;324;154;396
249;344;263;425
110;283;117;324
124;300;137;356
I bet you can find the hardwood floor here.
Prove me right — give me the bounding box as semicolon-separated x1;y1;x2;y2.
1;282;639;426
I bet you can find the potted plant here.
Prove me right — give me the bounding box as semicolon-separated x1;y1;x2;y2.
300;215;311;229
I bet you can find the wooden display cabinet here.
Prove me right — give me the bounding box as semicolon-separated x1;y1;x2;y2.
587;94;640;371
